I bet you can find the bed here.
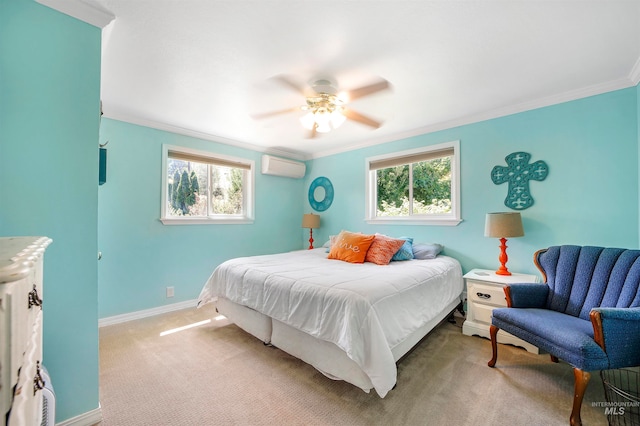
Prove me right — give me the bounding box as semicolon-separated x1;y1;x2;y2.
197;247;463;397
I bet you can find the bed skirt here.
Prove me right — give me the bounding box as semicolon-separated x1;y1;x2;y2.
214;296;461;393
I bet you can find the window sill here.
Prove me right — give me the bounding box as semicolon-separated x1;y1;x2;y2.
160;217;254;225
365;217;463;226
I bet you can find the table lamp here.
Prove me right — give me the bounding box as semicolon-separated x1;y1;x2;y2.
484;212;524;276
302;213;320;249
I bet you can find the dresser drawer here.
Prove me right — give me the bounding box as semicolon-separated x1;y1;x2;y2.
467;281;507;307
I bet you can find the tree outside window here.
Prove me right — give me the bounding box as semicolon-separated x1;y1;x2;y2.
376;157;451;217
162;146;253;224
365;141;460;226
210;166;243;215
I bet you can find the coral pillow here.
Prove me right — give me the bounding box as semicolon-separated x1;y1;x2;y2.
365;234;407;265
328;231;375;263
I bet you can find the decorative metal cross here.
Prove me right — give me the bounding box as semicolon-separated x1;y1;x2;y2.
491;152;548;210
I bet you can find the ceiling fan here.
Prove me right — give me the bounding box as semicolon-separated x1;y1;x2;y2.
252;75;390;138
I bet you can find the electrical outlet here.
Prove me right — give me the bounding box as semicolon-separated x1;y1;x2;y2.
166;286;174;298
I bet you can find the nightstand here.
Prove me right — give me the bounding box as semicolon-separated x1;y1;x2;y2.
462;268;541;354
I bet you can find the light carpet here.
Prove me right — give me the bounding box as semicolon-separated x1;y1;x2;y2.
98;306;609;425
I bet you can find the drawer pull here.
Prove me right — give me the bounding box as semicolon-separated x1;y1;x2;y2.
33;361;45;396
476;292;491;300
28;284;43;309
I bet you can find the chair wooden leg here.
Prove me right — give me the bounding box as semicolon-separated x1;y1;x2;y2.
488;325;499;367
570;368;590;426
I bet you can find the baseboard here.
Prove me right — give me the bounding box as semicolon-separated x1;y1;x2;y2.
56;405;102;426
99;299;198;327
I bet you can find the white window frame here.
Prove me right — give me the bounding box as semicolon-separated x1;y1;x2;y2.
160;144;255;225
364;140;461;226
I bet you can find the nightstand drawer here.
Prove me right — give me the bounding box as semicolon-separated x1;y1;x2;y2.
467;281;507;307
470;301;496;325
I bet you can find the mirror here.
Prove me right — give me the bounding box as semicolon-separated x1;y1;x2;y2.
313;186;326;203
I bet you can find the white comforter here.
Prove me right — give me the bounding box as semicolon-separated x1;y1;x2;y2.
197;248;463;397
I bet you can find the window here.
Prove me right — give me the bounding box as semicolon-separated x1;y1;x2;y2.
365;140;461;226
161;145;254;224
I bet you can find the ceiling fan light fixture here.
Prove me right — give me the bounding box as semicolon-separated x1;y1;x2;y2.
255;76;389;138
315;108;331;125
330;109;346;129
299;92;347;133
314;109;332;133
300;111;316;130
315;122;332;133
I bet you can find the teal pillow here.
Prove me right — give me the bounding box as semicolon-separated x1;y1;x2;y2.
391;237;414;261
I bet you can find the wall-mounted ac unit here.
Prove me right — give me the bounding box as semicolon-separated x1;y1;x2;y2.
261;155;306;179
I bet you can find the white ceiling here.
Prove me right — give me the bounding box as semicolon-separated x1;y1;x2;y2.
87;0;640;160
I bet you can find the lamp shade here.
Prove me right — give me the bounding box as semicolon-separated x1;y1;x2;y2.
301;213;320;229
484;212;524;238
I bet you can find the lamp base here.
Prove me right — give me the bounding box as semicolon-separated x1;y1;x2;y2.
308;228;314;250
495;237;512;276
495;267;512;276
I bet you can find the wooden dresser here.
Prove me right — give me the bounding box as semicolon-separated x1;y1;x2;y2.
0;237;52;426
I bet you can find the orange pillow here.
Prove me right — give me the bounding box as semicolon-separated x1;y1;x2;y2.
365;234;407;265
328;231;375;263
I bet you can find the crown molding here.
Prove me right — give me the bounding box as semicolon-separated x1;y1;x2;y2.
35;0;115;28
311;77;636;159
104;110;309;161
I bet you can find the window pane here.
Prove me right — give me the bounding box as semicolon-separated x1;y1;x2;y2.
411;157;452;214
365;140;460;225
210;166;244;215
376;164;410;216
375;157;452;217
167;159;208;217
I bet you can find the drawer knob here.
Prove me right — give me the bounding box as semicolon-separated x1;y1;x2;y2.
476;292;491;300
28;284;43;309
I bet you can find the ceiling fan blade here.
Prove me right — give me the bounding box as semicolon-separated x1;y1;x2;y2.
345;79;390;102
272;74;307;95
250;106;301;120
343;108;382;129
306;126;318;139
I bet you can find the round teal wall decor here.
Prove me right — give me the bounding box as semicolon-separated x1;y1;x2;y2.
308;176;334;212
491;152;548;210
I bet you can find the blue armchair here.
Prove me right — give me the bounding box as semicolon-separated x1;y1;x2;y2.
488;245;640;426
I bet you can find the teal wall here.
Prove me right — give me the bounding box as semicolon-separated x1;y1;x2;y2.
97;119;305;317
305;88;639;277
0;0;101;422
